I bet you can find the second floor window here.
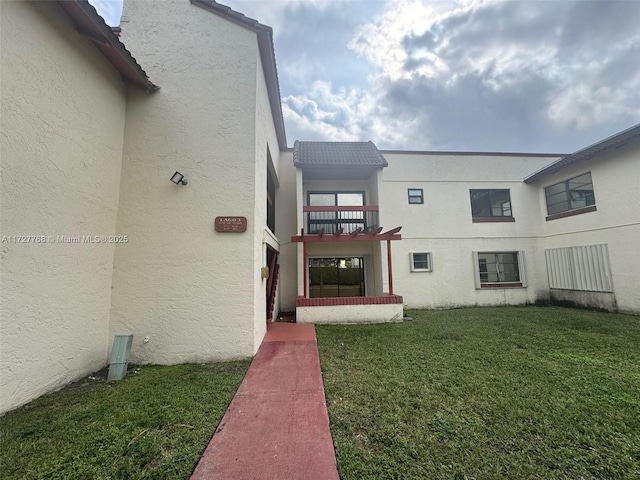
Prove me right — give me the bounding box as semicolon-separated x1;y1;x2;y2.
544;172;595;216
408;189;424;204
470;189;512;218
308;191;365;234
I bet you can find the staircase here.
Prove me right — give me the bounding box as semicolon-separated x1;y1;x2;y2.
266;257;280;323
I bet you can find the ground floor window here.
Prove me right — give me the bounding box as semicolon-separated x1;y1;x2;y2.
474;251;524;288
309;257;364;298
410;252;432;272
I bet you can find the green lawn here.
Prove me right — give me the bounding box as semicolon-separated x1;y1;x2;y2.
316;307;640;479
0;361;249;480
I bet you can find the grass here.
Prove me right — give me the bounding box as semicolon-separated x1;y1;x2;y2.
0;361;250;480
316;306;640;479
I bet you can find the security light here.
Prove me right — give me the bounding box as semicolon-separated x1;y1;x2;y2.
170;171;188;185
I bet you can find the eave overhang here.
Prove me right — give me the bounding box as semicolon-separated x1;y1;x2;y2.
57;1;158;92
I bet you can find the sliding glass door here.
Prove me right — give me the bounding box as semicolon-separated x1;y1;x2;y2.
309;257;365;298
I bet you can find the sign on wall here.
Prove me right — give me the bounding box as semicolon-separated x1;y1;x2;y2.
215;216;247;233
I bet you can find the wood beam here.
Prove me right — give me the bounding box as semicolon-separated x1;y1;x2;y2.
381;226;402;235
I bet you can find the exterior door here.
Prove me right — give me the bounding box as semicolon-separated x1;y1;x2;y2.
309;257;365;298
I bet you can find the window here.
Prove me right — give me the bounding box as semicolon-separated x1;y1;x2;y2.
266;151;276;233
473;251;525;288
410;252;432;272
545;172;595;217
469;189;513;221
307;191;366;234
408;188;423;204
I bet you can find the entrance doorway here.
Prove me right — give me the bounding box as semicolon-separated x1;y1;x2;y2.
309;257;364;298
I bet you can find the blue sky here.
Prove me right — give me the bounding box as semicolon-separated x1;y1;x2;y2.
90;0;640;152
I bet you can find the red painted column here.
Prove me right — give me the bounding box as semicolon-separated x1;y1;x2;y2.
387;239;394;295
303;242;308;298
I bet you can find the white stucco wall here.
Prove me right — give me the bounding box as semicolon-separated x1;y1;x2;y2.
380;153;558;308
110;0;263;364
0;2;127;413
535;139;640;314
296;304;403;324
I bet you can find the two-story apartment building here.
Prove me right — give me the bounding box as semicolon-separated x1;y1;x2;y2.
276;127;639;322
1;0;638;413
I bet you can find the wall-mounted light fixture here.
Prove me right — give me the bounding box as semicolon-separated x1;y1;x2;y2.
170;171;188;186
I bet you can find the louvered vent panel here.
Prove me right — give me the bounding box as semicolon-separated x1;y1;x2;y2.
545;244;612;292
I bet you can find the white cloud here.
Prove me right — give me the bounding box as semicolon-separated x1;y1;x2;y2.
348;0;446;80
341;0;640;148
282;80;413;147
548;85;631;130
88;0;123;26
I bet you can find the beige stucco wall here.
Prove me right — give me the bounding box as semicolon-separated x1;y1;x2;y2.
0;2;127;413
110;0;264;364
535;139;640;314
380;153;557;308
253;49;283;347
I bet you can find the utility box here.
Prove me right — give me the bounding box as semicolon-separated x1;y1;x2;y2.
107;335;133;381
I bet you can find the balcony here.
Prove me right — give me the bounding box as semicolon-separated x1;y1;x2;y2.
304;205;379;235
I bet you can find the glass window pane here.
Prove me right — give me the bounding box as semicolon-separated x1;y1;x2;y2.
490;190;511;217
546;173;596;215
309;193;335;206
470;190;491;217
309;257;364;298
412;253;429;270
408;189;423;204
478;252;519;283
471;190;511;217
337;193;364;206
545;182;566;196
567;173;592;189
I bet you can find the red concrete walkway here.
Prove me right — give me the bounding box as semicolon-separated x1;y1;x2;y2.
190;323;340;480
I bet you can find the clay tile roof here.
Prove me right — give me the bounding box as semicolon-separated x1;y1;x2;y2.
524;122;640;183
293;141;388;167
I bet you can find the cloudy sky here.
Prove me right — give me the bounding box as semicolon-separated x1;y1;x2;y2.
91;0;640;153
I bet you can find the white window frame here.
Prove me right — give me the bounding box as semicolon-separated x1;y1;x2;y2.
472;251;526;288
410;252;432;272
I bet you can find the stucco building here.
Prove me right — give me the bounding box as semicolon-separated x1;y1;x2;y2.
1;0;639;413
